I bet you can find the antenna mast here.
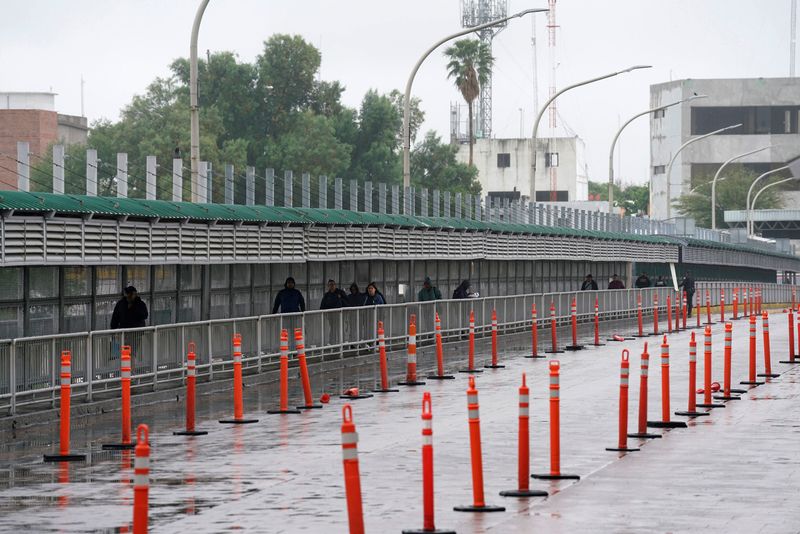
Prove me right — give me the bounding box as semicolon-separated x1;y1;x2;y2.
547;0;559;201
792;0;797;77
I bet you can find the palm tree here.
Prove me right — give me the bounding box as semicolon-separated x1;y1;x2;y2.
444;39;494;166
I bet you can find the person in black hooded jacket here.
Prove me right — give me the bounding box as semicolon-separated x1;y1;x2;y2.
272;277;306;314
320;279;348;309
453;280;472;299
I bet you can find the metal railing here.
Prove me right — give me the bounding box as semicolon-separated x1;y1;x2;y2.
0;282;794;416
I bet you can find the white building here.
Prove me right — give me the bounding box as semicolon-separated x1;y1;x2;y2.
455;136;589;202
650;77;800;220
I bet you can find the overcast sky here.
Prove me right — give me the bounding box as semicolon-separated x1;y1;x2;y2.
1;0;794;185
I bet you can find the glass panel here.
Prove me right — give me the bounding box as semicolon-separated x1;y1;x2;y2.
28;304;58;336
232;264;251;288
210;293;229;319
179;293;202;322
96;266;121;296
253;264;268;288
63;302;90;332
254;289;271;315
29;267;58;299
0;305;22;338
210;264;229;290
180;265;202;291
233;291;251;317
151;295;176;325
95;297;118;330
0;268;22;300
63;266;91;297
125;266;150;293
154;265;176;291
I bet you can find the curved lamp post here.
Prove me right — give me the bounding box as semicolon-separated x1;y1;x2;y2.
663;122;742;219
401;8;547;189
190;0;211;203
746;164;791;235
608;95;706;213
710;145;770;229
530;65;651;203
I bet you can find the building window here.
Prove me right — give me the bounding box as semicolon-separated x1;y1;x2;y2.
654;108;666;119
545;152;559;167
691;106;800;135
653;165;666;175
497;153;511;168
535;190;569;201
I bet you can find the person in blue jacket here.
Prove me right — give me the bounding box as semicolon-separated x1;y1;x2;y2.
272;277;306;313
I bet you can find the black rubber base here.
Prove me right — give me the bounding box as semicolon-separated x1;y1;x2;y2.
696;403;726;409
632;334;648;338
101;443;135;450
219;418;259;424
458;368;484;374
779;360;800;364
531;472;580;480
484;364;506;369
426;374;456;380
525;354;547;359
43;453;86;462
545;350;565;354
402;528;457;534
605;446;640;452
453;504;506;513
757;373;780;378
729;388;748;394
646;420;688;429
628;432;662;439
608;337;635;341
372;388;400;392
674;411;709;417
499;488;549;497
590;342;606;347
297;404;323;410
339;393;374;400
740;380;764;386
713;395;741;401
173;430;210;435
398;380;427;386
565;345;585;351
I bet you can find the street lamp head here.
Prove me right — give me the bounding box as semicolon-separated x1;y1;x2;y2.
515;8;550;17
684;94;708;103
621;65;652;73
720;123;743;132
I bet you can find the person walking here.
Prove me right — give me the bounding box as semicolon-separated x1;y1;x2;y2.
453;280;472;299
346;283;363;307
417;276;442;301
320;279;348;310
110;286;149;329
580;274;599;291
679;271;696;317
635;272;652;288
362;282;385;305
272;277;306;314
654;275;667;287
608;274;626;290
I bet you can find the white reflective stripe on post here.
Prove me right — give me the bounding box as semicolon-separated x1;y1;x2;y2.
407;354;416;364
61;377;70;386
135;456;150;470
342;448;359;460
121;370;131;378
689;352;696;362
422;435;433;446
341;432;358;444
519;394;529;403
422;419;432;430
550;389;559;398
409;335;416;345
661;357;669;365
549;376;558;385
187;368;196;377
620;377;629;386
519;406;530;416
61;365;70;374
234;355;242;363
641;368;649;376
134;474;149;487
468;408;480;419
467;394;478;404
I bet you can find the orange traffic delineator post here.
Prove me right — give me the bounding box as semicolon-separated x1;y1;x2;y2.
796;305;800;359
749;286;754;317
696;292;701;328
674;332;709;418
44;351;86;462
293;328;323;409
697;326;726;409
373;321;400;392
779;306;799;364
740;314;765;386
428;312;455;379
545;301;565;354
646;335;687;429
219;334;260;423
103;345;136;450
341;405;365;534
268;329;303;413
682;291;688;330
720;289;726;322
403;393;457;534
651;294;660;337
757;287;763;315
175;342;211;433
532;360;580;480
628;342;661;439
527;303;545;358
400;315;426;385
591;296;606;346
713;323;742;401
667;294;673;333
704;289;714;325
453;376;505;512
732;289;739;320
132;424;150;534
757;311;780;378
485;309;506;368
633;294;647;338
565;297;584;351
606;350;640;452
675;292;682;330
500;373;549;498
459;310;484;373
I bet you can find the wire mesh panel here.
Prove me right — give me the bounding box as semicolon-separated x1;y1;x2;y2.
0;342;9;397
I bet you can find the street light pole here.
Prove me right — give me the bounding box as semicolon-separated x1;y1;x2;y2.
190;0;211;203
663;122;742;219
402;8;547;189
751;176;798;221
746;164;791;235
607;95;706;213
710;145;770;230
530;65;651;203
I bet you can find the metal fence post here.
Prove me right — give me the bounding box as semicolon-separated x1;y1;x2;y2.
433;190;440;217
319;175;328;209
350;179;359;211
365;181;373;212
379;182;387;213
335;177;343;210
152;327;158;391
9;340;16;415
86;332;93;402
284;170;294;208
302;173;311;208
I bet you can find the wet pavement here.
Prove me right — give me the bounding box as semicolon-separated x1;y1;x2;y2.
1;312;799;533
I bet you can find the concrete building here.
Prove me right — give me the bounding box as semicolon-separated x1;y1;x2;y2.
650;77;800;220
455;136;589;202
0;92;88;190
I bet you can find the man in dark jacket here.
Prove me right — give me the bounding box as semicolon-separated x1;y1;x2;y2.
110;286;149;329
320;280;348;309
635;273;651;288
580;274;598;291
347;283;363;307
608;274;626;290
418;276;442;301
272;277;306;314
453;280;472;299
679;271;696;317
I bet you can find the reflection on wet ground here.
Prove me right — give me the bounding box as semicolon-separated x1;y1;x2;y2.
1;316;799;532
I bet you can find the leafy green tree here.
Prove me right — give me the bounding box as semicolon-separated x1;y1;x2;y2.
587;180;648;215
444;39;493;166
411;131;481;194
673;165;785;228
387;89;425;147
349;90;402;183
